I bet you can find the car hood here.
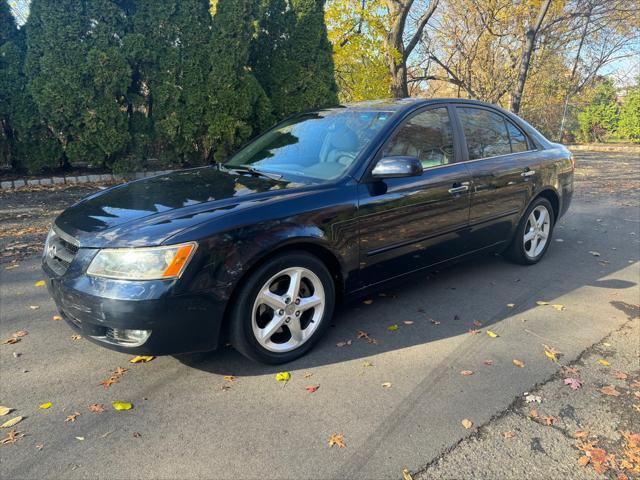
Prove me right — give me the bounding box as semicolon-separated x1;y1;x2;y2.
55;167;304;248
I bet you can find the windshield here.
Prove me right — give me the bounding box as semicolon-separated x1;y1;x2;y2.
225;109;393;181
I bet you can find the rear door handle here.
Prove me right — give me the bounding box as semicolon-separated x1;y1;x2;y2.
448;182;470;194
521;170;535;177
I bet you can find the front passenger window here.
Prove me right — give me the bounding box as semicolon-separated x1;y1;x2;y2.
384;108;454;169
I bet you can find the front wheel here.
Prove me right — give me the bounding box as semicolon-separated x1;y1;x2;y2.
229;251;335;364
506;197;555;265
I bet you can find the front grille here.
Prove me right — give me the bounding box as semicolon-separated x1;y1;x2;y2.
45;227;80;276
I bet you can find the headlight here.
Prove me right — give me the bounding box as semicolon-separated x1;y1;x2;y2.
87;242;197;280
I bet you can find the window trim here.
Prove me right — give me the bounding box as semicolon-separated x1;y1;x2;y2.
452;105;538;162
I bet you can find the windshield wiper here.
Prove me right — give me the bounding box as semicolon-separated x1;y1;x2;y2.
223;164;283;181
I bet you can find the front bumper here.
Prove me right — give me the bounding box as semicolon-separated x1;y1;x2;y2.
43;255;225;355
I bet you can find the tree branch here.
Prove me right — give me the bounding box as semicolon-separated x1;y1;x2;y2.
404;0;439;60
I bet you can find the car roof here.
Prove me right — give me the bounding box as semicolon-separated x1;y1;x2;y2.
337;98;507;113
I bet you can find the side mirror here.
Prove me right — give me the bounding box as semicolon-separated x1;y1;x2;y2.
371;156;423;179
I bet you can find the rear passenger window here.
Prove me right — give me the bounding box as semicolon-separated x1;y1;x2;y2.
506;121;529;152
457;108;511;160
384;108;454;169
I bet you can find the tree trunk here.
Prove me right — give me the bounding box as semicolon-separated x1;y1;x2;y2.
510;0;552;113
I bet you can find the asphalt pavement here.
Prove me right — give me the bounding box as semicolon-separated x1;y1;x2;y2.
0;150;638;479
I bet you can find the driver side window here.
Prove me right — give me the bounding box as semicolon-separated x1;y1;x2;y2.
384;108;454;170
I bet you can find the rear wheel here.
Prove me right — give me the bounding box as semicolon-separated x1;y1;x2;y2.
507;197;555;265
229;251;335;364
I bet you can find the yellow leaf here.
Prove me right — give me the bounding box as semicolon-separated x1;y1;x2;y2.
111;401;133;411
486;330;499;338
363;299;373;305
506;303;515;308
461;418;473;429
513;359;525;368
39;402;52;410
381;382;392;388
328;433;346;448
387;324;399;331
1;416;23;428
544;350;557;362
52;315;63;321
223;375;236;382
129;355;155;364
275;372;290;382
34;280;46;287
552;304;565;311
0;406;12;416
597;359;610;367
536;301;549;305
402;468;413;480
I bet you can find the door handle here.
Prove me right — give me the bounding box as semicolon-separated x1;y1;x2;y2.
448;182;470;194
521;170;535;177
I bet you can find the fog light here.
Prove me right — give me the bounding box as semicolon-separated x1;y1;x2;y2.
106;328;151;347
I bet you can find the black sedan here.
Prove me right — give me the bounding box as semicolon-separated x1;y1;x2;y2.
43;99;574;364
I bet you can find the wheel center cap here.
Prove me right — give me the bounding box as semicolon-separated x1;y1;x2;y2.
285;304;296;315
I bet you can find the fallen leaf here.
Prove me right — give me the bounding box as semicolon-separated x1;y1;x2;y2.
99;377;118;389
70;335;81;341
381;382;392;388
599;385;621;397
111;401;133;411
12;331;28;338
223;375;236;382
75;436;85;441
52;315;62;321
525;394;542;403
1;416;23;428
574;430;589;439
472;320;483;327
536;301;549;305
39;403;52;410
129;355;155;364
513;359;525;368
328;433;346;448
35;444;44;450
1;338;20;345
544;350;557;362
402;468;413;480
88;404;105;413
403;321;414;325
34;280;46;287
597;359;610;367
133;432;141;438
468;329;481;335
487;330;499;338
542;414;557;425
275;372;290;382
577;455;590;467
506;304;515;308
362;361;374;368
483;360;494;366
0;407;13;416
387;324;399;331
336;341;351;347
356;330;378;344
306;385;320;393
303;372;313;378
461;419;473;429
0;430;23;444
460;370;474;376
552;304;565;311
430;319;441;325
362;299;373;305
529;408;539;419
564;378;583;390
29;305;39;310
562;366;579;376
612;371;628;380
65;412;80;422
503;431;516;438
589;251;601;257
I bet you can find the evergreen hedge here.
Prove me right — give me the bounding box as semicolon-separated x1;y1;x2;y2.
1;0;338;174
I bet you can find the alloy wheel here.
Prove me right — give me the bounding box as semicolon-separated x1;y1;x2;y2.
251;267;325;353
523;205;551;259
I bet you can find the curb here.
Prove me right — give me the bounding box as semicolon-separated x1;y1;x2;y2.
0;170;174;191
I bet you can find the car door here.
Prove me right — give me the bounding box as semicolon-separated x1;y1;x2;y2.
454;106;537;249
356;105;472;287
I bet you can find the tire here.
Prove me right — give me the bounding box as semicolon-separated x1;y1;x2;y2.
506;197;555;265
229;251;335;364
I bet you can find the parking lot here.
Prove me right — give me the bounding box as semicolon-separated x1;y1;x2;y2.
1;150;638;479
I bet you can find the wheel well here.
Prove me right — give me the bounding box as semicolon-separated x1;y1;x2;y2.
219;242;345;343
535;189;560;221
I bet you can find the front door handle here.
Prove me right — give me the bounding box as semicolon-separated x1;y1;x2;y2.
448;182;470;195
521;169;536;177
